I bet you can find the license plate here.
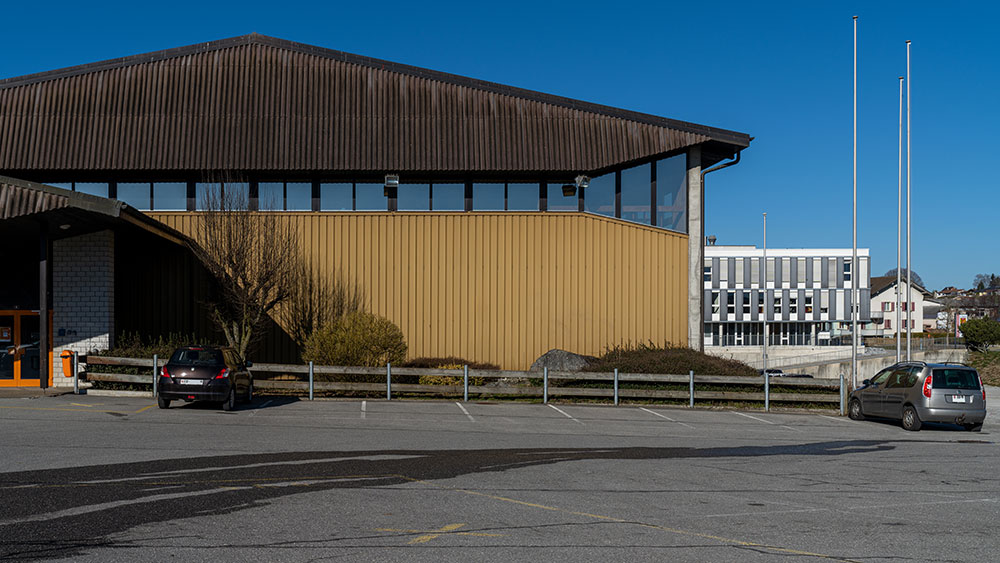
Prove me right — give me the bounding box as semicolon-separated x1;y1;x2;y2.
179;379;203;385
952;395;967;403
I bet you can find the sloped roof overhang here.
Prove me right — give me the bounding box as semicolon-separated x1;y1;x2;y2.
0;34;750;176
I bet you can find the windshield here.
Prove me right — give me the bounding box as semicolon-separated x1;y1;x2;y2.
168;348;224;367
931;369;980;390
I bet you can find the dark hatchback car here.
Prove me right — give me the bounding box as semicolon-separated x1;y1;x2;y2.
158;346;253;411
848;361;986;431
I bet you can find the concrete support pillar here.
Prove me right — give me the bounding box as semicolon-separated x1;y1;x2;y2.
38;224;50;389
687;146;703;351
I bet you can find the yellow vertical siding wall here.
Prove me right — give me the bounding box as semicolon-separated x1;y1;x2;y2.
150;212;688;370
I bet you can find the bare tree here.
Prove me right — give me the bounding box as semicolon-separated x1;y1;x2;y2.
196;180;300;359
281;260;365;348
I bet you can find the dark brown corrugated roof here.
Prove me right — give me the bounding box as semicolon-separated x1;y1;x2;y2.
0;34;750;175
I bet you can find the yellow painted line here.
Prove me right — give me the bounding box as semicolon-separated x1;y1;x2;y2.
0;403;154;415
70;403;95;407
375;523;502;544
0;406;135;414
396;475;860;562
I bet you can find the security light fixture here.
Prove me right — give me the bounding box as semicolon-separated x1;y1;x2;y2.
384;174;399;197
561;175;591;198
59;224;71;230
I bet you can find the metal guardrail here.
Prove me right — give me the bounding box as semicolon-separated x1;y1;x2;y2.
83;356;846;411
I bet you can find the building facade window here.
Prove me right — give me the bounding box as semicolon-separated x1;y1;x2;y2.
655;155;687;231
118;182;151;210
320;183;352;210
433;183;465;211
472;183;503;210
620;163;651;225
703;262;712;283
843;261;852;282
355;183;387;211
712;291;721;315
727;291;735;315
153;182;187;210
584;172;615;217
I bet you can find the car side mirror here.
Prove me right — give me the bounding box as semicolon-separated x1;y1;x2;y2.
862;379;871;386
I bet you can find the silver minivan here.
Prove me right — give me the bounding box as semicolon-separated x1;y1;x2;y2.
848;362;986;431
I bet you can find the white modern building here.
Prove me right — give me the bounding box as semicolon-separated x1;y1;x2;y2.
869;276;929;335
703;246;872;347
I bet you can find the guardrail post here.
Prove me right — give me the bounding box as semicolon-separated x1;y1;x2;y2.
309;361;314;401
613;368;619;406
764;368;770;412
689;370;694;408
840;372;846;416
152;354;158;399
387;363;392;401
72;351;79;395
463;365;469;402
543;367;548;404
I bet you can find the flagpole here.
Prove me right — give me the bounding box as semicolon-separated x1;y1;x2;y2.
897;76;903;362
852;15;859;388
906;40;912;361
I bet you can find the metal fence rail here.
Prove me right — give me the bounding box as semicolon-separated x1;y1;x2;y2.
82;356;845;411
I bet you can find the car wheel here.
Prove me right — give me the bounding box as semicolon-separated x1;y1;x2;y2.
221;387;236;411
848;399;865;421
901;406;922;431
964;423;983;432
157;396;171;409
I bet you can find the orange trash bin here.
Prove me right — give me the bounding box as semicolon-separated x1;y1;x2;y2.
60;350;75;378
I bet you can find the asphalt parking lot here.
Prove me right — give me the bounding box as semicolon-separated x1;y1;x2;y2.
2;394;999;562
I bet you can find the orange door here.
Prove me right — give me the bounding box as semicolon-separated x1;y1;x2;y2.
0;311;52;387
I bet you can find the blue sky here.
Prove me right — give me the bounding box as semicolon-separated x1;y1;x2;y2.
3;1;995;290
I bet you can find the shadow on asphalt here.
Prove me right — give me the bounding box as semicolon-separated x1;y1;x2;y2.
0;440;899;560
166;396;299;412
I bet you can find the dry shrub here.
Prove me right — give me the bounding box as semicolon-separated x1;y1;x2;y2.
402;357;498;385
302;312;407;376
584;342;757;376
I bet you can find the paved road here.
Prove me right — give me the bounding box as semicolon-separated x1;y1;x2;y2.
1;394;998;562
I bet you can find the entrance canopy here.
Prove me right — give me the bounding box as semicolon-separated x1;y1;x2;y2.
0;176;190;387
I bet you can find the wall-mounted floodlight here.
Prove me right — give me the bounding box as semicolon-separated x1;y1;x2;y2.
384;174;399;197
575;175;590;189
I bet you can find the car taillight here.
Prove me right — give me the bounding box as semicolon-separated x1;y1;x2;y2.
160;366;171;378
214;368;229;380
981;375;986;402
922;376;932;398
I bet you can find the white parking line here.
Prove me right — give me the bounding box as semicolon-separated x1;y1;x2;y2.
249;400;272;417
361;401;367;419
780;425;801;432
456;402;474;422
733;411;774;424
819;415;851;423
548;404;584;424
640;407;695;429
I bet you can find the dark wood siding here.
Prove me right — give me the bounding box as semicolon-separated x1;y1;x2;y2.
114;228;298;363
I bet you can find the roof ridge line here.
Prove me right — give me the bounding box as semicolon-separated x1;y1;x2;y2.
0;34;749;147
